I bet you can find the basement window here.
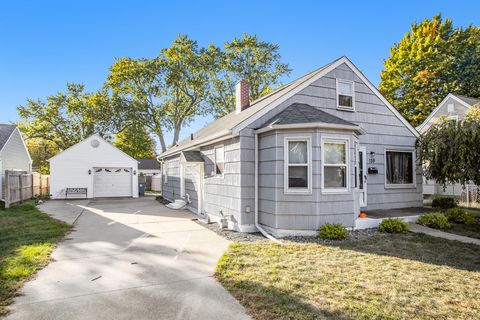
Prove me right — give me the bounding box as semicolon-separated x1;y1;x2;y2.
337;79;355;110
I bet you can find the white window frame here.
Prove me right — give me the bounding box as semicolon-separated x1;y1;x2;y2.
336;79;355;111
213;145;225;178
321;136;350;194
384;148;416;189
284;137;312;194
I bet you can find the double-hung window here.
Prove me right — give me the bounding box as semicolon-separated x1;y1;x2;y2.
337;79;355;110
285;137;311;193
214;146;225;176
385;150;414;187
322;138;349;192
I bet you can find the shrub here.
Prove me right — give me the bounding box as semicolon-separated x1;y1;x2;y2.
378;218;409;233
417;213;451;230
431;195;457;209
319;223;348;240
445;208;477;225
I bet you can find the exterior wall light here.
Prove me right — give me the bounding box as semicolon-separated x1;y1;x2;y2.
88;169;91;175
133;170;137;175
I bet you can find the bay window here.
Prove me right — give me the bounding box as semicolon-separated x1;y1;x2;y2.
322;138;349;192
284;137;311;193
385;150;414;186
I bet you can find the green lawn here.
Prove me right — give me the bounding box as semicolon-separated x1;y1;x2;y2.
216;233;480;320
447;222;480;239
0;202;71;316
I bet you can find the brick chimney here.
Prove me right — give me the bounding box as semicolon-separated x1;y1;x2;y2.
235;79;250;113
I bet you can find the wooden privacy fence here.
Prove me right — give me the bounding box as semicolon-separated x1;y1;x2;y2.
2;170;50;208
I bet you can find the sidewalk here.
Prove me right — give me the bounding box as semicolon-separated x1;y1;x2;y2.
409;223;480;245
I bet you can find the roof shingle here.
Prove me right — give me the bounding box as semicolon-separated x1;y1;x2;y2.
0;124;17;151
260;103;355;128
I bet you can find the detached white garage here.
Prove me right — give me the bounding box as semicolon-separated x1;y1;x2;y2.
49;134;139;199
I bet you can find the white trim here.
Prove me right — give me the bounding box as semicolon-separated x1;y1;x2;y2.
384;148;416;188
48;134;139;163
336;79;355;111
321;136;350;194
213;144;225;178
163;160;168;184
254;122;366;135
358;145;367;207
284;137;312;194
232;56;419;138
158;130;233;159
180;163;185;197
417;93;472;133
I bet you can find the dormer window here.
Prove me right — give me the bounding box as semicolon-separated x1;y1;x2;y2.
336;79;355;111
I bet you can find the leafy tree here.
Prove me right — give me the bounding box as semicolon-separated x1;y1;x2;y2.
207;34;291;118
113;123;157;158
26;138;59;174
17;83;116;150
107;35;212;151
418;105;480;187
380;15;480;126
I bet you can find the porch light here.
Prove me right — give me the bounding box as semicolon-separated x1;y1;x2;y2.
133;170;137;175
88;169;91;175
370;151;375;158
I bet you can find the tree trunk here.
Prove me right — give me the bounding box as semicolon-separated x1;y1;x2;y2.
154;131;167;154
172;120;183;146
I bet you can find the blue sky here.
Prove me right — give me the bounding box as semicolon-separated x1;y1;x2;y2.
1;0;478;152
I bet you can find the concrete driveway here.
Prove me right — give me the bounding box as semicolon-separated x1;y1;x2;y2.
7;197;250;320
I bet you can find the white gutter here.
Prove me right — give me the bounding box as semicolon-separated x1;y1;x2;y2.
254;132;283;244
254;122;367;135
158;129;234;160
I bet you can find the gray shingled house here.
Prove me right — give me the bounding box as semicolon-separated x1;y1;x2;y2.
158;56;422;237
418;93;480;198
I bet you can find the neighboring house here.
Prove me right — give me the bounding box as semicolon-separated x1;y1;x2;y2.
136;158;161;176
417;93;480;198
49;134;139;199
158;56;422;237
0;124;33;200
136;158;161;191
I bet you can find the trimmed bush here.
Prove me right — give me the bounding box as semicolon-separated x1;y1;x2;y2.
319;223;348;240
378;218;409;233
445;208;477;225
431;196;457;209
417;213;451;230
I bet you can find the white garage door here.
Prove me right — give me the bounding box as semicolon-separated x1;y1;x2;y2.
93;168;132;198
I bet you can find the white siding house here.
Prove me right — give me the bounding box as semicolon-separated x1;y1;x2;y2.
0;125;32;200
49;134;139;199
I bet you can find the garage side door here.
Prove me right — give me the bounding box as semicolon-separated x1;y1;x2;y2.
93;168;132;198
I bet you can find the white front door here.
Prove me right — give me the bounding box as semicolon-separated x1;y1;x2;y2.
93;167;132;198
358;146;367;207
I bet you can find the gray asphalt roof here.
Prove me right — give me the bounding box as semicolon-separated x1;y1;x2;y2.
0;124;17;151
261;103;356;128
182;151;204;162
136;158;160;170
454;94;480;106
159;57;344;158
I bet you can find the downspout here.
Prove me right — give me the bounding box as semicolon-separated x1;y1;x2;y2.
254;132;282;244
